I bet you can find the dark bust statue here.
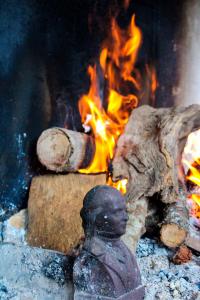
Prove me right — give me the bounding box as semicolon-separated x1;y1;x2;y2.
73;185;145;299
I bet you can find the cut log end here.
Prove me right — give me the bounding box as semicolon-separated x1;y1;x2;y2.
37;128;71;171
37;128;95;172
160;223;187;248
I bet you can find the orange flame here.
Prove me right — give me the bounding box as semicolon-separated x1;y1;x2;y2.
107;177;128;195
146;65;158;97
78;13;156;194
182;129;200;217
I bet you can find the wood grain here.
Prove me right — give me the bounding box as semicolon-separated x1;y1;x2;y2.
27;174;106;253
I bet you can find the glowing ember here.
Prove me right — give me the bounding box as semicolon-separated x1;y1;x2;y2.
78;6;156;194
182;129;200;218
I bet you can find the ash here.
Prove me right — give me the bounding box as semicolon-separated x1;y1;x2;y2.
136;238;200;300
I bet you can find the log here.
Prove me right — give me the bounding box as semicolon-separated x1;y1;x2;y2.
27;174;106;253
37;128;95;172
185;216;200;252
112;105;200;248
160;195;189;248
122;197;148;252
112;104;200;204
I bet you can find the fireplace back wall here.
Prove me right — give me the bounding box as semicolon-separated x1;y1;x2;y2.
0;0;184;220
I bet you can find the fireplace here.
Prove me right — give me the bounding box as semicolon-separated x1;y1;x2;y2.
8;0;196;253
0;0;185;221
0;1;200;299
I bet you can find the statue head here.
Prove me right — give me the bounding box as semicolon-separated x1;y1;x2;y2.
80;185;128;239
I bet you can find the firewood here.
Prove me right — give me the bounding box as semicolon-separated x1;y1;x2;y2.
112;105;200;248
122;197;148;252
37;128;95;172
27;174;106;253
160;196;189;248
112;104;200;204
185;217;200;252
185;233;200;253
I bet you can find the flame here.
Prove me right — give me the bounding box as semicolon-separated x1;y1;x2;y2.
191;194;200;207
182;129;200;217
147;65;158;96
107;177;128;195
78;12;156;194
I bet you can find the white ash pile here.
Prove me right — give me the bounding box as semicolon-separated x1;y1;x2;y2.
136;237;200;300
0;244;73;300
1;209;200;300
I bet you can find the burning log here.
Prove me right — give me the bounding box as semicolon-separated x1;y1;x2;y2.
112;104;200;248
37;128;95;172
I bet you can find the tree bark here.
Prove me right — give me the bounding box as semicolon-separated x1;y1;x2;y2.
160;194;189;248
185;215;200;252
122;197;148;253
112;104;200;248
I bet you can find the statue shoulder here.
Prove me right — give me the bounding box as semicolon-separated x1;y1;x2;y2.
73;250;115;297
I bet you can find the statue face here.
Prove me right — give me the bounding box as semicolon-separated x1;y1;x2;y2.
95;189;128;238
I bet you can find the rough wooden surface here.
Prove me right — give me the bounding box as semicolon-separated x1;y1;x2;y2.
122;197;148;253
27;174;106;253
37;128;95;172
160;224;186;248
112;104;200;248
185;219;200;252
112;104;200;203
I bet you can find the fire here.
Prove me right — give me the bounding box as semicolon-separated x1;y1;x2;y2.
146;64;158;104
78;8;156;194
182;129;200;218
107;177;128;195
